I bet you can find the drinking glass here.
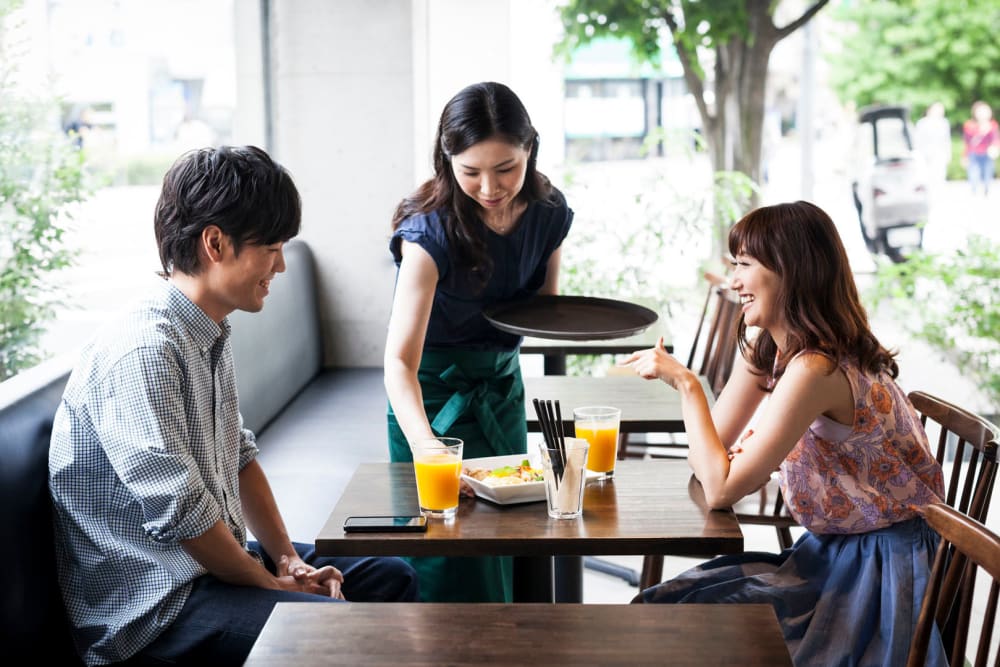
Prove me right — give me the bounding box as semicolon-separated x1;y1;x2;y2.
408;437;463;518
539;437;590;519
573;406;622;480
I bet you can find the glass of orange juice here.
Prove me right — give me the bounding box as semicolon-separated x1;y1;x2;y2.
408;437;463;518
573;406;622;480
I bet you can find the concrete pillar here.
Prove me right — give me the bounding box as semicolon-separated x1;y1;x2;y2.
263;0;564;367
232;0;267;148
267;0;417;366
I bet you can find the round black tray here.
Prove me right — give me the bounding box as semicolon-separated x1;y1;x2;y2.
484;295;658;341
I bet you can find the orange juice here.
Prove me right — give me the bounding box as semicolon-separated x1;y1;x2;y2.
576;424;619;473
414;453;461;511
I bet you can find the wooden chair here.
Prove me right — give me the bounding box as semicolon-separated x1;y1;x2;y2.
731;478;798;550
687;271;742;398
906;502;1000;667
909;390;999;525
622;272;740;461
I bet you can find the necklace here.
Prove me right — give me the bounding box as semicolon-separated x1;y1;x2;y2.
482;200;527;235
483;210;514;234
485;217;508;233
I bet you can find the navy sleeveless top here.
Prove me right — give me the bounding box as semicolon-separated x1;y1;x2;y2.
390;189;573;350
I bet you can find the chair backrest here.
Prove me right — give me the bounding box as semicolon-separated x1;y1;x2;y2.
686;272;741;397
906;502;1000;667
909;391;999;525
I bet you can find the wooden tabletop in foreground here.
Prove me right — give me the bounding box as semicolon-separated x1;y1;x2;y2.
244;602;792;666
316;460;742;559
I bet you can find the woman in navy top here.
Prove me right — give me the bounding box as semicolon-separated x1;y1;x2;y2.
384;82;573;601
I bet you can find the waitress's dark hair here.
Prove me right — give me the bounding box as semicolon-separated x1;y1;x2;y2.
155;145;301;275
729;200;898;388
391;82;554;283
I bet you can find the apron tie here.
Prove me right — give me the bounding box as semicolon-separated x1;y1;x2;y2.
431;361;517;451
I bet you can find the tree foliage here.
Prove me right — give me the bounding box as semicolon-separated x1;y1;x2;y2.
0;1;88;380
828;0;1000;120
556;0;828;189
868;238;1000;413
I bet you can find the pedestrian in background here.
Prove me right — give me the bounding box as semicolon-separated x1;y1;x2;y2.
962;100;1000;196
914;102;952;189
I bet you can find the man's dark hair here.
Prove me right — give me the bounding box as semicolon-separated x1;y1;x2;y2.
154;145;301;275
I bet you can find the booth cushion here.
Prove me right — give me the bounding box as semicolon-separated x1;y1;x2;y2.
0;357;80;663
229;239;323;435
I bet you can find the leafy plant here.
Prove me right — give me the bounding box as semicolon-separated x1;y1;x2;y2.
867;238;1000;412
559;129;756;375
0;2;89;380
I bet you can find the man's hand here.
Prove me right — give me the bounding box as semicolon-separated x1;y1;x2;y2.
276;554;345;599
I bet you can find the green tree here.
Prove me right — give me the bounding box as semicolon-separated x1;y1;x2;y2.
557;0;828;188
828;0;1000;119
0;0;88;380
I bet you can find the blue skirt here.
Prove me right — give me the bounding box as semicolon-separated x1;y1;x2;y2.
636;518;947;667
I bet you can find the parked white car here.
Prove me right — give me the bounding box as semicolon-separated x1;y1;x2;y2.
850;105;929;262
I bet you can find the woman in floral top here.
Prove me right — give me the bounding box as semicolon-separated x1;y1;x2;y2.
621;201;946;666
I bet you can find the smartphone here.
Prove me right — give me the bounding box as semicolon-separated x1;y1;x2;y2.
343;515;428;533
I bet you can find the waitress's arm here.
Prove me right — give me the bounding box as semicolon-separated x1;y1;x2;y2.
537;246;562;295
384;241;439;445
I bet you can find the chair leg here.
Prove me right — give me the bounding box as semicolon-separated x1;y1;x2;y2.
640;555;664;590
777;526;794;551
773;489;794;550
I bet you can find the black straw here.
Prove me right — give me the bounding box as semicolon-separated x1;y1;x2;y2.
544;400;565;481
532;399;551;448
532;397;564;484
554;400;567;472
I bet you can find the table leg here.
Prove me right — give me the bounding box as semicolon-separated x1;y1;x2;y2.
554;556;583;602
617;430;628;460
639;554;664;590
543;353;567;376
513;556;553;602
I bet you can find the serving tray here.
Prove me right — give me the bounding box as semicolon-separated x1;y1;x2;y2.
484;295;658;341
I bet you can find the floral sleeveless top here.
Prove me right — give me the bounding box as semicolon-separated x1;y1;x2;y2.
777;358;944;534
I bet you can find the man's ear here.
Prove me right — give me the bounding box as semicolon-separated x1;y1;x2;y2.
201;225;226;264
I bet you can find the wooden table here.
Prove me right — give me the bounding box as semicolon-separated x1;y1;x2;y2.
315;460;742;603
523;374;706;434
521;330;672;375
522;373;714;596
245;602;792;666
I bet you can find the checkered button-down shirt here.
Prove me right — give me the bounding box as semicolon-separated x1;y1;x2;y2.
49;277;259;665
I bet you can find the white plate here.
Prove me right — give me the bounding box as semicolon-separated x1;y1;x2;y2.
461;453;599;505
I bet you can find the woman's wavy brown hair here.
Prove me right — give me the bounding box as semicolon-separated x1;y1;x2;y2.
729;200;898;388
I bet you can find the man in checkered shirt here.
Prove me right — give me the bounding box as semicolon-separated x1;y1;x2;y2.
48;146;419;665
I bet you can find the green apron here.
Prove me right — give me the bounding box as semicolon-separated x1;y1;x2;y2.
387;348;526;602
